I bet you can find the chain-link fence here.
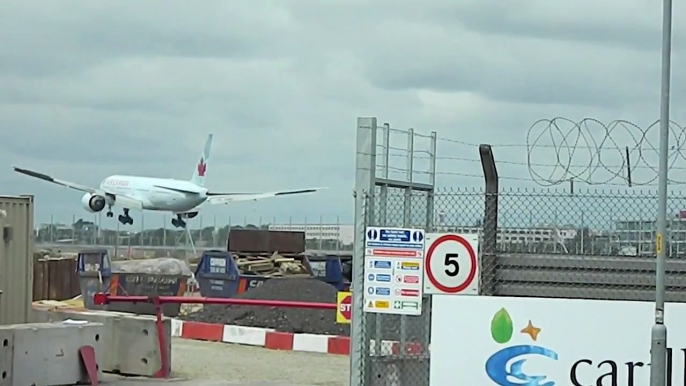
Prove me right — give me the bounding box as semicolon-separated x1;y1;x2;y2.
350;117;686;385
33;214;353;251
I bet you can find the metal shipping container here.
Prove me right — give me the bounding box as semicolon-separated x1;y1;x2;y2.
0;195;34;324
227;229;305;254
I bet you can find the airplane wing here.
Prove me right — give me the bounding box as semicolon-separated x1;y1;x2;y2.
153;185;202;195
12;166;144;210
206;187;327;205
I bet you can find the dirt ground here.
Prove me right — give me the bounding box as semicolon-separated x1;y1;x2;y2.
180;278;349;336
100;338;348;385
170;338;349;386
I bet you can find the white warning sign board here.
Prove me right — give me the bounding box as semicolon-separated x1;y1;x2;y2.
364;226;425;315
423;233;479;295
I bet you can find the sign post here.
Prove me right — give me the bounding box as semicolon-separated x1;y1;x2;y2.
423;233;479;295
363;226;425;315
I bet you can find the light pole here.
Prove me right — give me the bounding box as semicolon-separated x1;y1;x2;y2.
650;0;673;384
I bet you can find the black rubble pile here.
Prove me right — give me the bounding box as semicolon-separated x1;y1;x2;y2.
182;278;351;336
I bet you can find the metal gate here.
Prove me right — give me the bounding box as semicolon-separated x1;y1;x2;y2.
350;117;686;386
351;118;436;386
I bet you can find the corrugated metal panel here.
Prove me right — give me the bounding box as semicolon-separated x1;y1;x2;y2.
0;195;34;324
492;253;686;302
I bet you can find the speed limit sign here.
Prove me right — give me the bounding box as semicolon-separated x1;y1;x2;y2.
423;233;479;295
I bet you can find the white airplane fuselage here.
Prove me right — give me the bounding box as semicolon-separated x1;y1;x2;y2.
98;175;207;213
14;133;326;228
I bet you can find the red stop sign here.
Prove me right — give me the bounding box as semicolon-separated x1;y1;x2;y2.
339;294;352;320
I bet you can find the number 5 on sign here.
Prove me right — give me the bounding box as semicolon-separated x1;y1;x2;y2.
423;233;480;295
444;253;460;276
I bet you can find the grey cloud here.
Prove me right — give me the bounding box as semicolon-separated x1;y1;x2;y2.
0;1;294;77
1;0;685;226
360;15;675;109
361;31;654;107
279;0;672;108
428;0;668;52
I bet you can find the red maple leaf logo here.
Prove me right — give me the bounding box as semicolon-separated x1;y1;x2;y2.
197;158;207;177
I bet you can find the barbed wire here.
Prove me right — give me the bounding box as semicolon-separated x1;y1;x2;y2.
526;118;686;187
372;118;686;187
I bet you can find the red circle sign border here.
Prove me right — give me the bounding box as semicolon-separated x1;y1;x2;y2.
424;234;477;293
340;294;352;319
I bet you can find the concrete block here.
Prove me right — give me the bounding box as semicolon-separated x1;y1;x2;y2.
34;308;172;377
111;313;172;377
0;329;13;386
37;309;119;373
0;322;104;386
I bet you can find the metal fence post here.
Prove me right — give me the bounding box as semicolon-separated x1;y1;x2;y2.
351;117;377;386
399;128;414;352
423;131;437;386
479;144;499;296
375;123;390;361
650;0;673;384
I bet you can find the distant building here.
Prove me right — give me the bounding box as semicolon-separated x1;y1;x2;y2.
440;225;577;245
38;222;72;231
612;216;686;257
268;223;354;245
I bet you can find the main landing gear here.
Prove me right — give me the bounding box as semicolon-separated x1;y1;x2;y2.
171;214;186;229
106;205;114;218
118;208;133;225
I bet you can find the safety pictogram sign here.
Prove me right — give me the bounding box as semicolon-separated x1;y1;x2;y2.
364;226;424;315
423;233;479;295
336;291;352;323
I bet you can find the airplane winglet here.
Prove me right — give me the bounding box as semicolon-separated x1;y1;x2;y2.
12;166;56;183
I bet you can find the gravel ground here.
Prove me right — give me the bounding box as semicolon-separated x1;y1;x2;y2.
171;337;349;386
182;278;350;336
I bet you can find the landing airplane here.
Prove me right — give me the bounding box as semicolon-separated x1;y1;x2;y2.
13;134;326;228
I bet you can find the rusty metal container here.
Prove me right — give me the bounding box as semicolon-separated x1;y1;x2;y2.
227;229;305;254
33;257;80;301
33;259;48;301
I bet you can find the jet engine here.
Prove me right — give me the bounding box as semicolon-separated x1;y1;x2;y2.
81;193;106;213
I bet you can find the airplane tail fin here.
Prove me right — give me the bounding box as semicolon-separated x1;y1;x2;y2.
190;134;213;187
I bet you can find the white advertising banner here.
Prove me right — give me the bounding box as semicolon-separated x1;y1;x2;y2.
431;295;686;386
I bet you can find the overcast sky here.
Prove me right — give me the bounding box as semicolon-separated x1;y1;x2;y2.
2;0;686;230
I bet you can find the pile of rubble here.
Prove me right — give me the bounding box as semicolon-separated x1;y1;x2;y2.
182;277;350;336
111;257;193;276
233;252;311;277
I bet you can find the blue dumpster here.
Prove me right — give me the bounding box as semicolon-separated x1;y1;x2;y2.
307;255;349;290
195;250;276;297
195;250;350;296
76;249;112;310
